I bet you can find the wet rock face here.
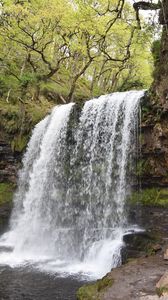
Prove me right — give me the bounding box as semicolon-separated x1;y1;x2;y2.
0;138;19;233
0;140;21;184
141;0;168;187
123;206;168;263
0;202;12;235
141;98;168;187
132;206;168;241
122;231;162;263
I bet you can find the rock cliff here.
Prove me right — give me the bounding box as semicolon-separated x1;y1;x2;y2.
140;96;168;186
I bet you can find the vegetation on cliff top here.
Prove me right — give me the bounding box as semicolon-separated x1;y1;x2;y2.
0;0;153;105
0;97;53;151
0;0;156;151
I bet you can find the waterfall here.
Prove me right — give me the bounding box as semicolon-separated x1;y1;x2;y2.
0;91;144;279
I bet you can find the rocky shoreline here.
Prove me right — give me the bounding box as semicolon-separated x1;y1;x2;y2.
77;207;168;300
77;251;168;300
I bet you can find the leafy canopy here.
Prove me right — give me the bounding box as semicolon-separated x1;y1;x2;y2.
0;0;154;102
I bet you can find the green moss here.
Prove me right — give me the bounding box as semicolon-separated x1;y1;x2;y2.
128;188;168;207
77;283;100;300
0;183;15;205
156;287;168;297
77;276;114;300
11;135;29;152
97;277;114;292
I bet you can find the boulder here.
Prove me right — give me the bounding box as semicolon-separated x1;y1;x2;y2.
156;272;168;297
164;249;168;260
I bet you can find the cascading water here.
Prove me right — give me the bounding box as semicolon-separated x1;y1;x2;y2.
0;90;144;279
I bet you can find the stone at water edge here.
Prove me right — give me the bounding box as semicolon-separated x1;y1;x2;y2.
140;295;168;300
164;249;168;260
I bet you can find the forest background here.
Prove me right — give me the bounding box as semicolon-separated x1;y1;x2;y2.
0;0;160;151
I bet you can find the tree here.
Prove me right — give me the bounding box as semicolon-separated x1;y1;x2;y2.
0;0;75;100
0;0;154;103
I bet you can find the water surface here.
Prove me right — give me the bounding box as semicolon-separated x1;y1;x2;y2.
0;265;86;300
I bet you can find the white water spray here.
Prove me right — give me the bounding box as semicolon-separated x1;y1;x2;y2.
0;91;144;279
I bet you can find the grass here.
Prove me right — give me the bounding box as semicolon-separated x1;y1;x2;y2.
128;188;168;207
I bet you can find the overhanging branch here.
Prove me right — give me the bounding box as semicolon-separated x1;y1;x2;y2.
133;1;161;29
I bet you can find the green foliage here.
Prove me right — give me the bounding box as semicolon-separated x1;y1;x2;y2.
0;97;53;150
77;276;114;300
129;188;168;207
0;183;15;205
0;0;154;103
20;73;38;88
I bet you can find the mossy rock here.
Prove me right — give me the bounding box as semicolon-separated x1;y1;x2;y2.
77;276;114;300
0;183;15;206
123;231;162;262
